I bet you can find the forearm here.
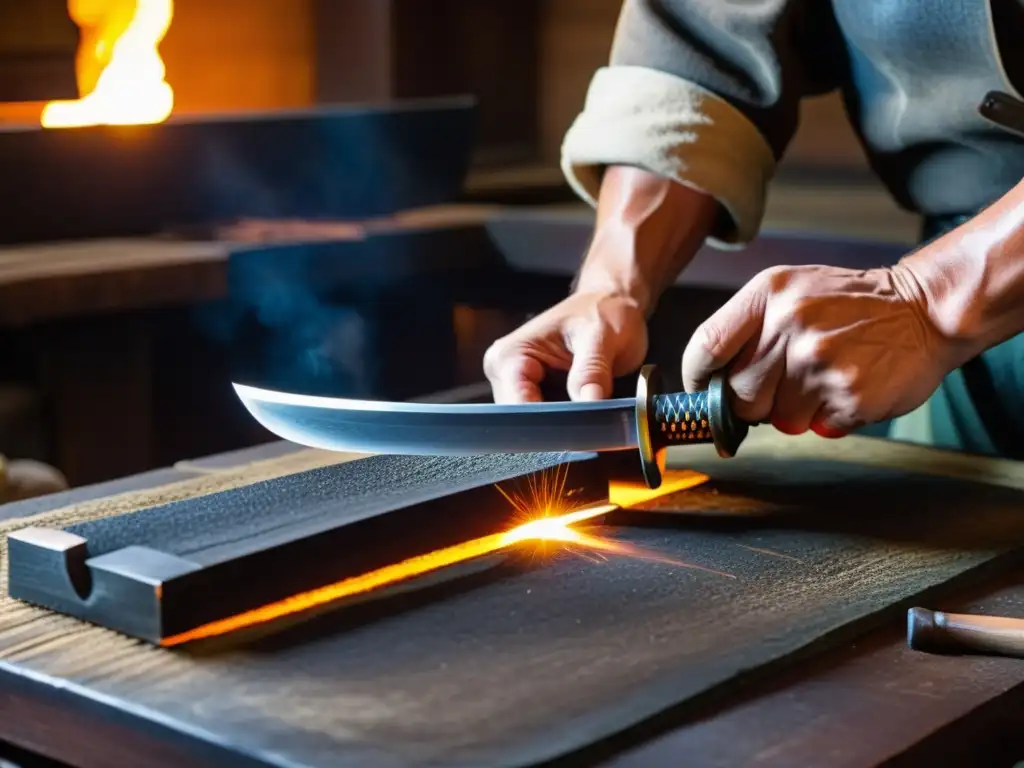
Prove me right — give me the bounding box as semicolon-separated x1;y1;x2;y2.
573;165;719;315
898;177;1024;360
560;1;846;253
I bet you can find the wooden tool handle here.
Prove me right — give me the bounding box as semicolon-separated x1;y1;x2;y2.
907;607;1024;658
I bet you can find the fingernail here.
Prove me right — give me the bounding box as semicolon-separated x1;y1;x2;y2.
579;384;604;401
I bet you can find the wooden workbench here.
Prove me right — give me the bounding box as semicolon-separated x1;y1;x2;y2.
0;430;1022;768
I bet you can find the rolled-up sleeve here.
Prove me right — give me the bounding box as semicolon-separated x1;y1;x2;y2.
561;0;842;249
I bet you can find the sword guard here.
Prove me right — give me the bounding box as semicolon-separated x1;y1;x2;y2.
634;364;749;488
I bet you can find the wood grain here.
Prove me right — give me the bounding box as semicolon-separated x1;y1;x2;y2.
2;432;1024;766
33;318;155;486
8;453;606;642
0;240;227;327
161;0;315;114
0;0;77;106
603;570;1024;768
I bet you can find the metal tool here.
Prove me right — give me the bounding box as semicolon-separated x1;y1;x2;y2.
907;606;1024;659
233;364;750;488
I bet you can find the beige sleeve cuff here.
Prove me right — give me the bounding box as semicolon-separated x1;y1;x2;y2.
561;66;777;250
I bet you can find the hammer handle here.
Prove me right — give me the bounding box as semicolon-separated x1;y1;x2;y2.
907;607;1024;658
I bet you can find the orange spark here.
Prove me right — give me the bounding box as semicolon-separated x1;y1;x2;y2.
494;459;582;523
161;465;719;647
162;502;618;647
42;0;174;127
609;469;710;508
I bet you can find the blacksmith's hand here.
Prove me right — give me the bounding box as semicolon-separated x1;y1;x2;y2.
483;291;648;403
681;264;957;437
484;165;719;404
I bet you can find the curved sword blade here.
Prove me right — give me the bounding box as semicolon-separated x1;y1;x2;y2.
232;383;639;456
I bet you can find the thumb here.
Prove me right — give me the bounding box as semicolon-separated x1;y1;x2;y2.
566;324;613;401
682;281;763;392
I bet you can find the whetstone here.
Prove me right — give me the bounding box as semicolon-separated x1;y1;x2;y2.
6;451;608;643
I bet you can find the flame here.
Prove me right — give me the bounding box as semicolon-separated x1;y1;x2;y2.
609;469;710;508
160;467;720;648
42;0;174;128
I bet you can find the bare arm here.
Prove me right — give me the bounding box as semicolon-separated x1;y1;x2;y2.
677;177;1024;438
481;166;718;403
562;0;845;251
572;166;720;316
899;177;1024;363
486;0;848;402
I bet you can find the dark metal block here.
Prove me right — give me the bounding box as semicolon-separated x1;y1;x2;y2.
7;451;609;644
0;96;476;244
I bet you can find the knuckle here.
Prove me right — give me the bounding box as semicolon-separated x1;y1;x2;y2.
841;390;869;421
482;339;513;379
725;369;760;405
787;297;813;329
568;356;611;384
759;265;796;292
819;370;869;422
789;333;830;369
695;320;726;359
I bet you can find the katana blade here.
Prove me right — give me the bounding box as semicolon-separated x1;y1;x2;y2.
232;383;639;456
232;366;750;488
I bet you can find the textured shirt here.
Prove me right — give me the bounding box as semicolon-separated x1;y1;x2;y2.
560;0;1024;249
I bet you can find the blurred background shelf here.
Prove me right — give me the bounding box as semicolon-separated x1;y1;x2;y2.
0;0;921;489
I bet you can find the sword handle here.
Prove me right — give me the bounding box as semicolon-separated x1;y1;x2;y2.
633;364;749;488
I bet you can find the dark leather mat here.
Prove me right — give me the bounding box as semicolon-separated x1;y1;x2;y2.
3;456;1024;768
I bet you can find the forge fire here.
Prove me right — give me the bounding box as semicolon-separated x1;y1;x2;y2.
42;0;173;127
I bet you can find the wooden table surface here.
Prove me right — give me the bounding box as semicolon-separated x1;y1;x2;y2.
1;434;1023;768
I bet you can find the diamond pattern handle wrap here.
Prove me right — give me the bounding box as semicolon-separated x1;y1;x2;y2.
633;365;750;489
650;391;714;444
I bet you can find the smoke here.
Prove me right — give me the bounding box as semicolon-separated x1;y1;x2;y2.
192;241;375;398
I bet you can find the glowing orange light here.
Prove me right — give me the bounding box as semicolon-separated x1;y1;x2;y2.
42;0;174;128
160;466;720;648
609;469;710;508
162;502;618;647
